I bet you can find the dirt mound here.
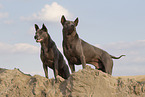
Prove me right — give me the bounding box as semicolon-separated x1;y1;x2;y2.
0;67;145;97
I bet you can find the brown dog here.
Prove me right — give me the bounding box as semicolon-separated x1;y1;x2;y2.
34;24;70;81
61;15;125;75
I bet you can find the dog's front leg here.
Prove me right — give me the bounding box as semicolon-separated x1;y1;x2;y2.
69;62;75;73
80;54;86;69
43;64;48;78
54;60;59;82
79;41;86;69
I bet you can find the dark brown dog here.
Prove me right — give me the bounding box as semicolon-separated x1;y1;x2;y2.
34;24;70;81
61;15;125;75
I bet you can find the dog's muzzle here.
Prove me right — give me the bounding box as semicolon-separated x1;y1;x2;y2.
36;39;43;42
34;35;43;42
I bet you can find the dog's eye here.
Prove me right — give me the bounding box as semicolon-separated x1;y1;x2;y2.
37;31;43;35
65;22;70;25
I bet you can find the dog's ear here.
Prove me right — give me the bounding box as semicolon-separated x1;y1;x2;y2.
35;24;39;31
61;15;66;25
74;17;79;26
42;24;47;32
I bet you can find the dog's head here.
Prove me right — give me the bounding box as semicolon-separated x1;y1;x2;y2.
34;24;49;43
61;15;79;34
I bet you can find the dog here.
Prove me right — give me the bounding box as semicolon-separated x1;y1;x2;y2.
34;24;70;81
61;15;125;75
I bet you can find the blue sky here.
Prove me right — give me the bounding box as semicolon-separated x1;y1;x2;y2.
0;0;145;78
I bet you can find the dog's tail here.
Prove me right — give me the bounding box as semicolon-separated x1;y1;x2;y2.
111;55;125;59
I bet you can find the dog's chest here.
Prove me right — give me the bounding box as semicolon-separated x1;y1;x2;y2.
64;43;81;64
64;42;75;56
41;49;54;68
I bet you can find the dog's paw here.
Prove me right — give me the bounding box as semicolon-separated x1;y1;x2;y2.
55;75;65;83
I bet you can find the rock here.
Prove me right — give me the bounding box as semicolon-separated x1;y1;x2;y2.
0;66;145;97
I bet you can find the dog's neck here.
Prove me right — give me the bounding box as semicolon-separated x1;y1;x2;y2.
40;36;54;52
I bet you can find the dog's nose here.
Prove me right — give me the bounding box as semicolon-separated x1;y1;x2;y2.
34;35;37;39
71;24;75;28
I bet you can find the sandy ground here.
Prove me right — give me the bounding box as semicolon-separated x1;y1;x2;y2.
0;67;145;97
116;75;145;82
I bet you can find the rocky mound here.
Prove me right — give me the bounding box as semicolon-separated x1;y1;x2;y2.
0;66;145;97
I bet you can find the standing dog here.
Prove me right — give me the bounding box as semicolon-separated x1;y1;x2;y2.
34;24;70;81
61;15;125;75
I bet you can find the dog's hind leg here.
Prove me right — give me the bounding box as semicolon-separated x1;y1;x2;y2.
64;64;70;79
61;64;70;79
43;64;48;78
102;59;113;75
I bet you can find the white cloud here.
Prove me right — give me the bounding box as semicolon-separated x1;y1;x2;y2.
104;40;145;50
21;2;72;22
0;42;39;54
12;43;39;54
3;20;14;24
0;4;9;19
0;4;3;9
0;12;8;18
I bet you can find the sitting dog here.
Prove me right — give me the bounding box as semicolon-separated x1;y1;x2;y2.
34;24;70;81
61;15;125;75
